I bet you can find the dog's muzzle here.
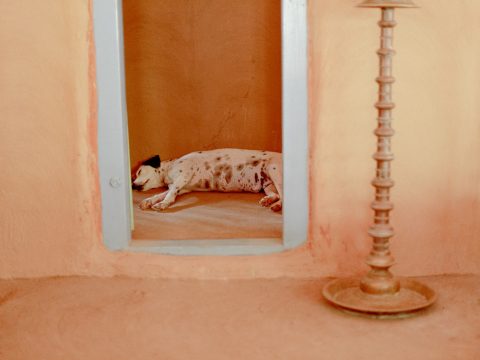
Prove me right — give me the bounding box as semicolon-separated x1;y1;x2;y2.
132;178;150;191
132;182;143;191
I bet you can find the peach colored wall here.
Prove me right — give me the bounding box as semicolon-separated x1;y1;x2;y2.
1;0;479;279
123;0;282;164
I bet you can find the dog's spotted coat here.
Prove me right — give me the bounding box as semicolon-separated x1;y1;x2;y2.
131;148;283;212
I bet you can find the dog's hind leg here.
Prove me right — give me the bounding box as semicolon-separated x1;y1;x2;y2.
259;183;280;207
266;160;283;212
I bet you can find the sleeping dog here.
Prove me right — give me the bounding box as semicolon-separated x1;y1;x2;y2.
131;148;283;212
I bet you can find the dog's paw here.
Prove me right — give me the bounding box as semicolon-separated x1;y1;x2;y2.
270;200;282;212
259;195;279;207
139;198;152;210
151;201;171;211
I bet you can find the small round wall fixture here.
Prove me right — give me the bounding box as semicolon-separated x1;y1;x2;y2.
322;0;437;317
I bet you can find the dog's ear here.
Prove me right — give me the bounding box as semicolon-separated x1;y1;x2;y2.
142;155;161;168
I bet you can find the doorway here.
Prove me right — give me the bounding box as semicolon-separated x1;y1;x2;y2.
93;0;308;255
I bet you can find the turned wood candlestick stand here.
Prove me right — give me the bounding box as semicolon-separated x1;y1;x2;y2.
322;0;437;316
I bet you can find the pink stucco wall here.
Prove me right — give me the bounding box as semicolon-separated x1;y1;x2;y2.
1;0;479;279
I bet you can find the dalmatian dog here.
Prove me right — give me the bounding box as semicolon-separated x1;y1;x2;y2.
131;148;283;212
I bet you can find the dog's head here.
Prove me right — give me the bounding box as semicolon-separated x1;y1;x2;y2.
131;155;162;191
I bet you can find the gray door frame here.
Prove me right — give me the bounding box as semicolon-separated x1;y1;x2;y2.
93;0;308;255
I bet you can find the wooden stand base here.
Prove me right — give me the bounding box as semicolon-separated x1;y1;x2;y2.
323;278;436;317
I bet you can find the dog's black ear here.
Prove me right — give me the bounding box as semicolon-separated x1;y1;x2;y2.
142;155;161;168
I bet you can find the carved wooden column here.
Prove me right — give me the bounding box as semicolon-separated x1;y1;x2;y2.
322;0;437;316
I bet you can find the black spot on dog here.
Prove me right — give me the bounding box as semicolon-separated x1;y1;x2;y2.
204;162;211;170
225;170;232;184
251;155;256;158
179;170;183;173
214;171;221;177
205;180;210;189
237;164;244;171
260;170;268;187
198;151;203;154
215;156;222;162
196;167;200;171
252;160;260;167
255;173;259;183
142;155;161;168
179;160;183;163
273;167;276;170
190;167;194;171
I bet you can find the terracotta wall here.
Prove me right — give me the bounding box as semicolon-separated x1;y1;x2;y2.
1;0;479;279
123;0;282;164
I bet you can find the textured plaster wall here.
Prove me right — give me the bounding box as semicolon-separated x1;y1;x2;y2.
0;0;479;279
123;0;282;164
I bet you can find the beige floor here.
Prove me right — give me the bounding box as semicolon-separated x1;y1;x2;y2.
0;275;479;360
132;190;283;240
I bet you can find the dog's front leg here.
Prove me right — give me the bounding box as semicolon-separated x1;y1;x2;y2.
151;183;190;211
139;190;169;210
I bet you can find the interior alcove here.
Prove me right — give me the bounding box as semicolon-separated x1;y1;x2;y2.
122;0;283;241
